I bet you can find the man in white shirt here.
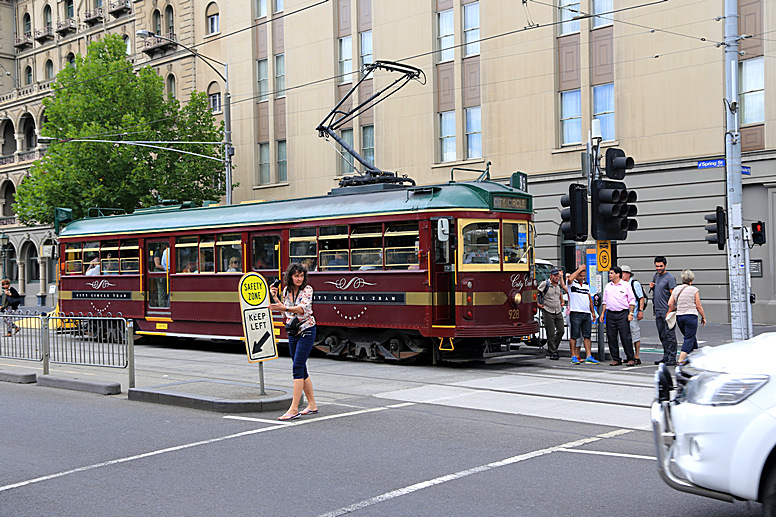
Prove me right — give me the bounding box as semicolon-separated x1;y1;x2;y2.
566;264;598;364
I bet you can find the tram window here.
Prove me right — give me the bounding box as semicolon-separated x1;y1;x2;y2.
319;225;349;271
350;223;383;270
351;249;382;270
385;222;419;269
176;236;199;273
461;222;499;264
290;227;316;238
252;235;279;270
198;235;215;273
218;233;242;272
65;242;83;275
83;241;101;275
100;240;119;275
502;222;530;268
119;240;139;273
290;240;317;271
148;241;170;272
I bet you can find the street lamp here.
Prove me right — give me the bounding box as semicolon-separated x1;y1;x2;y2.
0;232;9;280
136;30;233;205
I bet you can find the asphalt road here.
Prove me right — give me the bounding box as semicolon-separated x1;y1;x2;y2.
0;336;768;517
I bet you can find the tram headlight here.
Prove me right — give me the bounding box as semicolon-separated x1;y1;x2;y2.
514;292;522;304
509;289;521;307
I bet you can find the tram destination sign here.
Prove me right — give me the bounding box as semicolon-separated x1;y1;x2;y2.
72;291;132;300
492;195;529;211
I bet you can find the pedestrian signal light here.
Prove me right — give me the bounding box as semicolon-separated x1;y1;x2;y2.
752;221;766;245
591;180;637;241
560;184;588;242
704;206;726;250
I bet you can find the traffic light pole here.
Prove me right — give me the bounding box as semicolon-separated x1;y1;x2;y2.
724;0;753;340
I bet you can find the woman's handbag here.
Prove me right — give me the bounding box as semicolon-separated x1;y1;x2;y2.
285;316;301;337
665;310;677;329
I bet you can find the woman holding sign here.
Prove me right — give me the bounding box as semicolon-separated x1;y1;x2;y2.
269;263;318;421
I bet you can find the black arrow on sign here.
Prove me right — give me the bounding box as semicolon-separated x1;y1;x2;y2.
252;332;271;356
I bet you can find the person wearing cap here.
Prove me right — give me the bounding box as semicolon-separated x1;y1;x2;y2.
620;265;645;365
538;267;566;360
600;266;636;366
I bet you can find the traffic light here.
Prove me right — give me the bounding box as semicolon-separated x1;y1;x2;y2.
560;184;588;242
752;221;766;245
704;206;726;250
591;179;638;241
605;148;634;180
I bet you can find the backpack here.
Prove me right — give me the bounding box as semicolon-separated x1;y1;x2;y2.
631;279;648;310
537;281;551;305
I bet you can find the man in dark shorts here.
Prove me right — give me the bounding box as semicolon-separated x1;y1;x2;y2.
566;264;599;364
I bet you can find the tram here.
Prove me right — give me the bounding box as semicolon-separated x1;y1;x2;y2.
57;172;541;363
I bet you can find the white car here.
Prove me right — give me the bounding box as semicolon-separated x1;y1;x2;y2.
651;333;776;514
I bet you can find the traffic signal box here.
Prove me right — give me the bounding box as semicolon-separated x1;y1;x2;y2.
605;148;634;180
591;179;638;241
704;206;726;250
752;221;766;245
561;184;588;242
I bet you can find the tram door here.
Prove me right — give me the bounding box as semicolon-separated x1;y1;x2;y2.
250;232;282;292
146;239;171;314
431;218;455;325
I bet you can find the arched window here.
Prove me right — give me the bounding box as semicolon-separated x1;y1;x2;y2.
123;35;130;55
66;53;75;68
45;60;54;79
167;74;176;99
206;3;219;35
25;66;32;85
43;5;52;28
65;0;74;19
153;10;162;34
24;122;36;150
165;5;175;34
207;82;221;112
95;0;102;7
23;13;31;34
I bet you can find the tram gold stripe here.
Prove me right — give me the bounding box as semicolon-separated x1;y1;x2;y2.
170;292;240;303
455;291;508;305
146;317;173;322
405;292;432;305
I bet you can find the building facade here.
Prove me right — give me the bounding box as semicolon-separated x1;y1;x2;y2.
0;0;773;323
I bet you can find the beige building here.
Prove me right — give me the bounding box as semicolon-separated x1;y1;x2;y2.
1;0;773;323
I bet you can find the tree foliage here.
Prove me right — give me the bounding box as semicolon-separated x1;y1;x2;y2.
16;35;226;225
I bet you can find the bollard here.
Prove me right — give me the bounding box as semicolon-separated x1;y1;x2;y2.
41;312;50;375
127;319;135;389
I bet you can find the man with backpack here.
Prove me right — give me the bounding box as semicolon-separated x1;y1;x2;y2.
537;268;566;360
621;265;646;365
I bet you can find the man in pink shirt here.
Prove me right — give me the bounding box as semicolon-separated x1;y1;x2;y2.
599;266;636;366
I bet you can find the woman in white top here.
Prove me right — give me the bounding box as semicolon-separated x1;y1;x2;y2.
667;269;706;365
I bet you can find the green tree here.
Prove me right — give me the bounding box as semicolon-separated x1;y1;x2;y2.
16;34;226;225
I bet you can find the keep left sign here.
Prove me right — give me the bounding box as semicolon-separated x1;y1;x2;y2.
239;272;278;363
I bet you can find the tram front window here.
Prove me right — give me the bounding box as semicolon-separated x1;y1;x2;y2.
460;221;499;266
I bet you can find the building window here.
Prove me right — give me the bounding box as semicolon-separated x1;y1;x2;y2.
593;83;614;141
277;140;287;182
259;142;270;184
362;125;374;165
438;9;454;62
206;3;220;34
44;5;52;28
274;0;283;13
66;53;76;68
275;54;285;98
559;0;580;35
123;35;131;55
23;13;31;34
339;129;354;174
257;59;269;101
167;75;176;99
740;57;764;125
95;0;102;7
153;10;162;34
25;67;32;85
592;0;612;28
360;31;373;67
339;36;353;83
440;111;455;162
257;0;267;18
465;107;482;159
560;89;581;145
209;83;222;112
65;0;74;18
463;2;480;57
45;60;54;80
165;6;175;33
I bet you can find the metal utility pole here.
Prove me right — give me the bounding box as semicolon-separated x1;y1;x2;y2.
723;0;753;340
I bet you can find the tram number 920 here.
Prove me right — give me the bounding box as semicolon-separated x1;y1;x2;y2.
508;309;520;320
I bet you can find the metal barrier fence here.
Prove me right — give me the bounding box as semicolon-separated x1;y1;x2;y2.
0;311;135;388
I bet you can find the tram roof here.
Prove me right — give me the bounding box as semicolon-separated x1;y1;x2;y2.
59;180;531;238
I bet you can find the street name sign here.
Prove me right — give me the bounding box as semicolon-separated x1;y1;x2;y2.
238;272;278;363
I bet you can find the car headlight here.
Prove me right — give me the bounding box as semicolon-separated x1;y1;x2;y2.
684;372;769;406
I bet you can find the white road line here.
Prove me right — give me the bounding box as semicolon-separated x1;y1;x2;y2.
557;448;656;461
0;402;415;494
317;429;633;517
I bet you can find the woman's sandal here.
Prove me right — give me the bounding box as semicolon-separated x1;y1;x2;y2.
300;408;319;415
278;412;301;421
